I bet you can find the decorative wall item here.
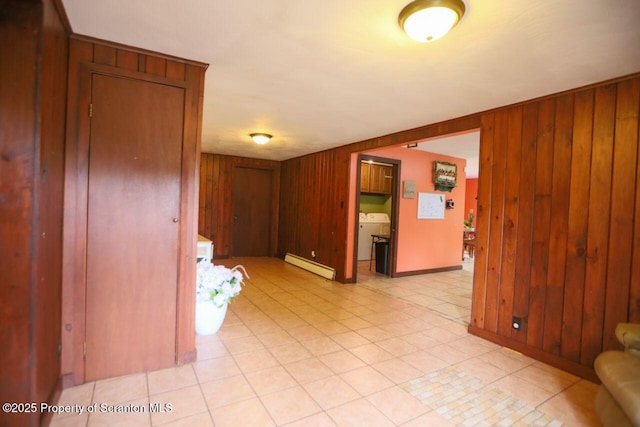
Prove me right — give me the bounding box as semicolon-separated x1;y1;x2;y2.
403;180;417;198
433;160;457;192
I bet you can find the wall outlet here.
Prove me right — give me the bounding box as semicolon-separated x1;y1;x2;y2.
512;316;522;330
311;251;316;259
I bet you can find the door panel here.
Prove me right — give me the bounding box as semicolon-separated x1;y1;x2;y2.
85;74;184;381
232;167;272;256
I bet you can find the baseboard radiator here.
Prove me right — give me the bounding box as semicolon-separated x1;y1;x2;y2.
284;253;336;280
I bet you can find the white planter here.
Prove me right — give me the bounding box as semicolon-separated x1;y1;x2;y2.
195;300;228;335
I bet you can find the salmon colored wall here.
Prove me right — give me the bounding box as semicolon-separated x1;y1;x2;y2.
362;146;466;273
465;178;478;227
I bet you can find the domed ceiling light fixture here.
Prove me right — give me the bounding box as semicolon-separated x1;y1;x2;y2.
250;133;272;145
399;0;466;42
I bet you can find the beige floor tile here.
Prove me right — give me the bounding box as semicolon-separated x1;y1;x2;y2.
537;379;600;426
285;357;334;384
287;325;326;342
92;372;148;406
284;412;337;427
492;375;556;407
366;386;428;425
210;398;275;427
326;398;395;427
57;258;597;427
300;336;343;356
302;375;361;409
477;347;536;373
339;366;394;396
147;365;197;396
372;358;423;384
400;350;450;374
260;386;322;425
245;365;298;395
232;348;280;373
50;412;89;427
56;381;95;408
219;334;265;355
348;343;395;365
194;339;229;360
157;411;213;427
453;357;509;384
193;356;241;384
513;363;580;394
148;385;207;425
318;350;367;374
256;330;297;347
376;337;419;357
338;316;374;330
269;342;314;364
400;410;456;426
87;397;150;427
216;323;253;340
200;374;255;409
330;331;371;349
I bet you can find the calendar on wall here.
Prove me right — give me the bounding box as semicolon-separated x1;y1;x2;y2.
417;192;445;219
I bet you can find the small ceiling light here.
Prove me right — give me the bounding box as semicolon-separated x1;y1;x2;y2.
399;0;465;42
250;133;272;145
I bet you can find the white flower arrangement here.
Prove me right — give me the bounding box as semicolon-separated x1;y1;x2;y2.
196;261;248;308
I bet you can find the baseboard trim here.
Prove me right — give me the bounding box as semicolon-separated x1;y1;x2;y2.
392;265;463;277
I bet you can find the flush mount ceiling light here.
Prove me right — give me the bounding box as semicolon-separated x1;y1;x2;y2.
399;0;466;42
250;133;272;145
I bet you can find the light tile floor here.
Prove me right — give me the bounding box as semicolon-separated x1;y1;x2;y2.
51;257;600;426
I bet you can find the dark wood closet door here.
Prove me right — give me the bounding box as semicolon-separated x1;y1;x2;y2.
85;74;184;381
232;167;272;256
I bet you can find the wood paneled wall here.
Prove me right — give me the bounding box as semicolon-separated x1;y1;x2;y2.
199;154;280;258
279;149;351;280
62;35;206;385
469;76;640;379
0;1;68;425
277;75;639;378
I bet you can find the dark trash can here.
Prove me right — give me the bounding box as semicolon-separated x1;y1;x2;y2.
375;240;389;275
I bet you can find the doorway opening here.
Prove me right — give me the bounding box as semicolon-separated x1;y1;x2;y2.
353;154;401;282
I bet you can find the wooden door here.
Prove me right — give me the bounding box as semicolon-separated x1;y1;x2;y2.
232;167;272;256
85;74;184;381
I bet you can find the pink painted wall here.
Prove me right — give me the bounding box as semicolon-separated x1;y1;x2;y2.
465;178;478;227
360;146;466;273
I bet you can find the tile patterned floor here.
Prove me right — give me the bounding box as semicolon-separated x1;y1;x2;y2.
51;257;600;426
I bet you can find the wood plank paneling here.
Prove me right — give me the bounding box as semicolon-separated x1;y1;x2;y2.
580;84;616;366
561;89;594;361
466;75;640;379
543;93;573;355
511;102;538;342
0;1;68;425
602;79;640;349
526;98;555;349
497;107;522;337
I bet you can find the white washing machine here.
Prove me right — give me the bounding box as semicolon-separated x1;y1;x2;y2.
357;213;391;261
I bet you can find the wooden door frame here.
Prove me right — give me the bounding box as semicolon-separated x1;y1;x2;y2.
62;62;200;385
353;154;402;280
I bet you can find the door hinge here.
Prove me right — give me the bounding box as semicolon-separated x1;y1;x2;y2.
88;103;93;118
83;342;87;358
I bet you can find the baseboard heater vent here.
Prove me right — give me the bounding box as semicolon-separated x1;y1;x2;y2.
284;253;336;280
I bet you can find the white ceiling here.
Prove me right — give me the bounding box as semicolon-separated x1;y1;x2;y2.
61;0;640;162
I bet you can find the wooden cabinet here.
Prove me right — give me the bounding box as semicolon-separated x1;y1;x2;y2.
360;162;393;194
